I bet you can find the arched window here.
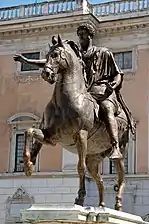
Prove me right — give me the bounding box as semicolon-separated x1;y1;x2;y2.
7;113;41;173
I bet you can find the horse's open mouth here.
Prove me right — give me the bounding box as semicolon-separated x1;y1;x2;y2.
41;70;56;84
48;72;59;84
48;73;56;84
49;79;55;85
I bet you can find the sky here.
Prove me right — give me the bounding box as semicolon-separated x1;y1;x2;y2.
0;0;115;8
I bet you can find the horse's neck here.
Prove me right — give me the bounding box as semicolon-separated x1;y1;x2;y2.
53;61;87;103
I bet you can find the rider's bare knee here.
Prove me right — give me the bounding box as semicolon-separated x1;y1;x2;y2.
101;101;113;116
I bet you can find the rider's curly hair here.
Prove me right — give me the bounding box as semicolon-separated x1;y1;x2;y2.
77;23;95;39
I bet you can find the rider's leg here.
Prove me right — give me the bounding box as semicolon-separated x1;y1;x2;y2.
100;99;122;160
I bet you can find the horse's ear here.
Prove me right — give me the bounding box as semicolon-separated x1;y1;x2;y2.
58;35;63;47
52;36;57;45
48;43;51;49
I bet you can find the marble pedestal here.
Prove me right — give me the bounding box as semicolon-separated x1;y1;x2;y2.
21;204;149;224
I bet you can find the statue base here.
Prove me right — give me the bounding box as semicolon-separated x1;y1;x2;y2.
21;204;149;224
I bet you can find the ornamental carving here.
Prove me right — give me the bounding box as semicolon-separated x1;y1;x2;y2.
5;186;34;223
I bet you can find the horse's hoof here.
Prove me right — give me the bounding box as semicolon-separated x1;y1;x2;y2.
115;203;122;211
24;162;33;176
99;202;105;208
74;197;84;206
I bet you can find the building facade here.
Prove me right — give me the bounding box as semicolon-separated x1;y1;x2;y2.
0;0;149;223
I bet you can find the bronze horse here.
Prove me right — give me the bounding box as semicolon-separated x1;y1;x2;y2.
23;35;129;211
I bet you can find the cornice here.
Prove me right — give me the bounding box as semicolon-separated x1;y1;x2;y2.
97;15;149;36
1;172;149;179
0;12;149;39
0;13;98;39
98;23;149;36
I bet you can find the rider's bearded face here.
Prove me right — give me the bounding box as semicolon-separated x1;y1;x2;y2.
78;29;91;50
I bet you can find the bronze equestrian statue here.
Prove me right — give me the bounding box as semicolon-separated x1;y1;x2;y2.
13;24;136;211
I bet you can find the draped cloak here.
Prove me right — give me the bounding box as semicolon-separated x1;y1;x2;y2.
81;46;136;135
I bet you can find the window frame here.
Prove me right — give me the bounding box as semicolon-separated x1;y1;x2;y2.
112;48;136;74
15;50;42;77
14;133;33;173
21;51;40;72
62;148;77;172
101;127;137;175
14;133;25;173
114;51;132;71
109;131;136;175
109;151;129;174
9;129;39;174
7;113;41;173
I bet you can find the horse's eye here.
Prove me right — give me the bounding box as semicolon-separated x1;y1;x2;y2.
51;52;58;58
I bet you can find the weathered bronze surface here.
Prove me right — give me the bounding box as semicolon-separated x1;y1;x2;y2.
13;24;136;211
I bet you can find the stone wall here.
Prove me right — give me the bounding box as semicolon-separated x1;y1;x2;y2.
0;173;79;224
0;173;149;223
85;174;149;220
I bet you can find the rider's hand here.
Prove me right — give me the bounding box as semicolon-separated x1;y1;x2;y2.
13;54;24;62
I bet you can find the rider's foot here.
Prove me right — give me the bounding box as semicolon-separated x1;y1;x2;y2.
109;148;122;160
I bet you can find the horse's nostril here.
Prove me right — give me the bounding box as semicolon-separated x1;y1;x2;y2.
51;72;55;78
46;72;49;77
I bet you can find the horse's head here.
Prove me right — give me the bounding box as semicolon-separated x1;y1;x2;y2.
42;35;81;84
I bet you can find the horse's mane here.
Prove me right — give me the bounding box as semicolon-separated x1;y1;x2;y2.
64;40;88;86
65;40;81;59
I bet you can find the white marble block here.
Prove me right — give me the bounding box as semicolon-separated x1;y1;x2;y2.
20;204;149;224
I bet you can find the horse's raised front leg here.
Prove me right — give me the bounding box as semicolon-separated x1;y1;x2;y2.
24;128;50;176
30;141;42;165
75;130;88;206
86;155;105;207
114;158;125;211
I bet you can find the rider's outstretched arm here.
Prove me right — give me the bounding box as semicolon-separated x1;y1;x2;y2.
13;54;46;68
21;56;46;68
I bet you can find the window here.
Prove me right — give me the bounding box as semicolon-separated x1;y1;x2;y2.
7;113;41;173
114;51;132;70
21;52;40;72
109;131;136;174
109;152;128;174
62;148;77;171
14;134;33;172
